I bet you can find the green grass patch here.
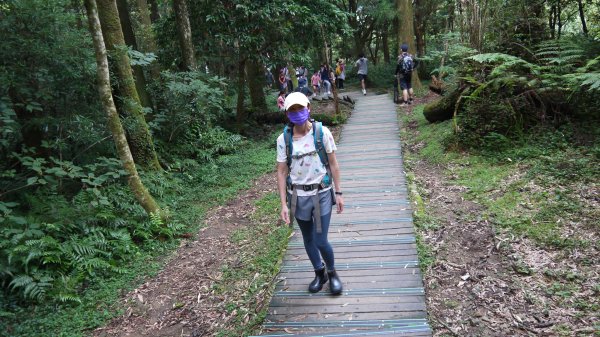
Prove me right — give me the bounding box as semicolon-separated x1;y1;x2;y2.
401;105;458;164
400;99;599;249
1;136;279;336
214;192;291;337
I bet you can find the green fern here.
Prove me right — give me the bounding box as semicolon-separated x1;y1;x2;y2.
563;72;600;92
535;40;585;71
57;293;82;303
468;52;525;64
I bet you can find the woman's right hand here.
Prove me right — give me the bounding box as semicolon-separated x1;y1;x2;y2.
280;205;290;224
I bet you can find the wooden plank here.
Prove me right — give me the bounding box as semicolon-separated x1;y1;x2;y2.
280;261;420;272
257;330;431;337
277;272;422;285
288;229;416;241
276;280;424;292
265;311;428;322
278;267;422;280
270;295;425;307
268;302;426;315
286;243;417;254
284;253;419;264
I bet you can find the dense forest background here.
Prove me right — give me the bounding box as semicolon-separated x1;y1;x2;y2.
0;0;598;335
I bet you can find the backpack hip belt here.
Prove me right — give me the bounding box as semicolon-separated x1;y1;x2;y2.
288;180;331;233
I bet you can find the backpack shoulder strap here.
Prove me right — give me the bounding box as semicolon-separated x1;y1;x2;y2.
283;123;293;170
312;120;329;168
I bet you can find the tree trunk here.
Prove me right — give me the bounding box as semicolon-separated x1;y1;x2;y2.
246;59;267;112
116;0;153;108
414;0;426;57
321;28;339;115
85;0;160;216
576;0;588;36
549;5;556;39
397;0;422;89
557;0;562;38
447;0;455;31
392;17;399;59
96;0;161;170
173;0;195;70
147;0;160;23
382;25;390;63
235;59;247;128
135;0;161;80
348;0;361;57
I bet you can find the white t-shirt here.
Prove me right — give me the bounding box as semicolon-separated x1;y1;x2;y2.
276;125;337;196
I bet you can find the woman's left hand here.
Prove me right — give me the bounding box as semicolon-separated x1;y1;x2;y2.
335;195;344;214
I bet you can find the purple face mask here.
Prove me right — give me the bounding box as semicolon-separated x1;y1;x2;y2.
288;107;310;125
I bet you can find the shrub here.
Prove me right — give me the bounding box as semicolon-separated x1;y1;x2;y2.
151;71;243;162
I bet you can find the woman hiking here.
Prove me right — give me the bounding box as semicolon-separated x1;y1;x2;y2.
276;92;344;295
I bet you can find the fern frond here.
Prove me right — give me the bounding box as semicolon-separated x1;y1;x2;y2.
468;53;523;64
9;275;33;289
564;72;600;91
58;293;82;303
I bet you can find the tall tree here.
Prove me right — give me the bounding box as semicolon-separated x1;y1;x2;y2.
96;0;161;170
116;0;153;108
576;0;588;36
134;0;161;80
147;0;160;22
173;0;196;70
382;24;390;63
397;0;422;88
84;0;160;216
246;58;267;112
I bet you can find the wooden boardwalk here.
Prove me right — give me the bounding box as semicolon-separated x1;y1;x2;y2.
252;93;431;337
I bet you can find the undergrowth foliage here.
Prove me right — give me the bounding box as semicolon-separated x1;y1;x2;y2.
0;156;182;303
450;37;600;149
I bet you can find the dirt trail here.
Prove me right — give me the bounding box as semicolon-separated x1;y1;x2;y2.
94;173;277;337
94;97;349;337
400;95;599;336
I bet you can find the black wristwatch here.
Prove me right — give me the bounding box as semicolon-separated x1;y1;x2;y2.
335;191;343;195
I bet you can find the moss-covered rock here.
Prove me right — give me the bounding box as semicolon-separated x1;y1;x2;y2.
423;86;464;123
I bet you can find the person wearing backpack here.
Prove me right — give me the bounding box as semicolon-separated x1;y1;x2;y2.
395;43;419;106
276;92;345;295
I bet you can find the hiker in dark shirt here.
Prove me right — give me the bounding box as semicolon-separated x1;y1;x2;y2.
395;43;419;106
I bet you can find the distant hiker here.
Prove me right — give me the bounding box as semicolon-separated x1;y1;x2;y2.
311;70;321;96
395;43;419;106
320;64;332;95
265;67;274;89
276;92;345;295
355;53;368;95
288;63;297;93
298;72;308;88
279;70;287;92
277;90;286;112
336;59;346;90
294;85;313;98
